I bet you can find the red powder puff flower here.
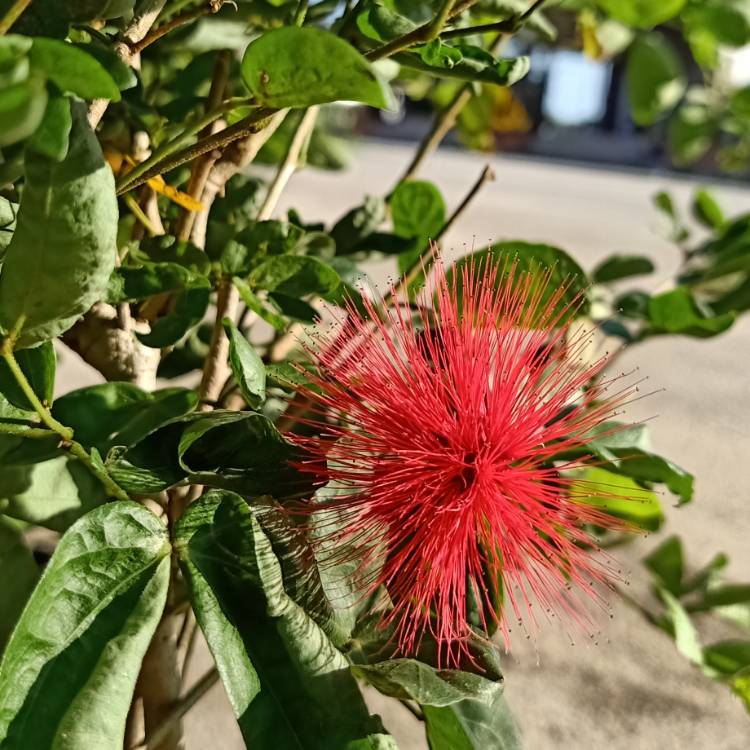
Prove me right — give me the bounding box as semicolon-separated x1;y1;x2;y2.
290;257;639;665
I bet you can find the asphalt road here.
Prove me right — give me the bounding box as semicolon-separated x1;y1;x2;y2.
58;140;750;749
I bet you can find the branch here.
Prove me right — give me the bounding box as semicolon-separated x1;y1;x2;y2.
396;33;504;185
129;669;219;750
116;107;276;195
0;0;32;35
441;19;516;39
197;107;318;406
365;0;457;61
88;0;168;127
175;49;232;242
521;0;548;21
389;164;495;300
131;0;225;55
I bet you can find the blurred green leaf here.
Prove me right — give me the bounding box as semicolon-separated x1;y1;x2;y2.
703;640;750;675
573;467;663;531
592;254;654;283
135;284;210;348
241;27;394;109
0;502;169;749
647;287;735;337
331;196;387;254
626;33;686;126
249;254;341;299
692;189;725;230
0;74;48;148
29;37;120;101
644;536;684;595
27;95;71;161
668;103;718;166
596;0;686;28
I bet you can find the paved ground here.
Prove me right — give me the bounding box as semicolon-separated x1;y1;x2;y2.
59;141;750;748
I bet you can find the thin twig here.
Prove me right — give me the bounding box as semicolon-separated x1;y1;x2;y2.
131;0;224;54
197;107;319;407
129;669;220;750
396;33;504;186
386;164;495;302
521;0;548;21
441;19;516;39
175;49;231;241
0;0;32;35
116;107;276;195
88;0;168;127
365;0;457;61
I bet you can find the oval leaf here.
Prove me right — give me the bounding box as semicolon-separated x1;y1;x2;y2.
0;502;170;749
0;103;118;348
241;26;394;109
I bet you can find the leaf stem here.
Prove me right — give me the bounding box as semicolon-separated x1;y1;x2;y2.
0;0;32;35
0;346;130;501
293;0;309;26
441;19;517;39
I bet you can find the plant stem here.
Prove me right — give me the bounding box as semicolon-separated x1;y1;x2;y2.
521;0;548;21
293;0;308;25
130;669;219;750
386;164;495;303
131;0;225;54
365;0;457;61
197;107;318;407
0;423;52;439
175;49;232;241
441;19;516;39
0;0;32;35
116;99;254;194
0;347;131;501
396;33;504;186
116;107;276;195
88;0;168;127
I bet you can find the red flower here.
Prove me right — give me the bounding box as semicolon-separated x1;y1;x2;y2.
291;258;638;665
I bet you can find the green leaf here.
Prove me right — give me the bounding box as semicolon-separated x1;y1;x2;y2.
0;103;118;348
660;588;703;665
249;254;341;299
592;254;654;283
27;94;72;161
0;454;108;532
241;26;394;109
644;536;684;596
233;276;287;332
0;341;55;412
626;33;686;126
398;42;530;87
668;103;718;166
29;37;120;101
447;242;590;324
391;179;445;242
108;410;303;497
703;640;750;675
51;382;198;455
423;693;521;750
572;467;663;531
647;287;735;337
0;76;48;148
0;516;39;649
107;261;203;303
692;189;725;230
222;318;266;409
135;284;211;348
595;0;686;28
74;41;137;92
331;196;387;254
175;490;397;750
352;659;499;707
0;502;170;748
